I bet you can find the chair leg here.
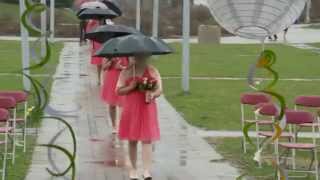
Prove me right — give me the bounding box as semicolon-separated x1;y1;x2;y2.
255;114;262;167
314;149;319;180
23;102;28;153
2;122;9;180
274;140;281;180
11;108;16;164
241;104;247;153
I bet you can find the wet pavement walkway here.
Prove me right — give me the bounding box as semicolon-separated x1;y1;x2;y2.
25;42;239;180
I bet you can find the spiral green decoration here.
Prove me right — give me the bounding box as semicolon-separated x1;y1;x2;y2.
20;0;77;179
242;49;287;179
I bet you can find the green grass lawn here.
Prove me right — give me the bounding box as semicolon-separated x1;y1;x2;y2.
0;40;63;180
154;43;320;78
155;43;320;130
207;137;319;180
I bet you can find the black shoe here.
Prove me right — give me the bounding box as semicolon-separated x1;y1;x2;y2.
143;176;152;180
130;178;139;180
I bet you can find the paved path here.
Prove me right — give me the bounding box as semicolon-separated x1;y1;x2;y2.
25;42;239;180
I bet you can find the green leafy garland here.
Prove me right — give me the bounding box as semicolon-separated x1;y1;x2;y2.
20;0;77;179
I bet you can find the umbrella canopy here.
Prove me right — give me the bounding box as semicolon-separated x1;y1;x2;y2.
78;8;118;20
95;34;173;57
85;24;141;43
101;0;122;16
81;1;108;9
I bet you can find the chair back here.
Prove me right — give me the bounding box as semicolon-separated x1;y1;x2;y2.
240;93;270;105
295;96;320;108
0;108;8;122
285;110;314;125
255;102;279;116
0;96;16;109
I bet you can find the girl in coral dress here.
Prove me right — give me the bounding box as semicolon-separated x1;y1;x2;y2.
116;55;162;180
87;19;104;85
101;57;130;133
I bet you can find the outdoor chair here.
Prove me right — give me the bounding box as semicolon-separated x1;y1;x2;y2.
0;108;10;180
276;110;319;180
0;96;17;164
240;92;271;153
254;103;293;167
294;95;320;126
0;91;29;152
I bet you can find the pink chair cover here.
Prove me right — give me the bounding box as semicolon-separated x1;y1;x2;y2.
295;96;320;107
0;91;28;103
0;96;16;109
255;102;279;116
240;93;270;105
0;108;9;122
285;110;314;124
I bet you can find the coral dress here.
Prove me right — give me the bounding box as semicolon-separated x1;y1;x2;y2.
101;57;129;106
90;41;103;65
118;68;160;141
86;20;103;65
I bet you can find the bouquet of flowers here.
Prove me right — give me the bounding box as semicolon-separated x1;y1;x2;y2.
137;77;157;91
136;77;157;103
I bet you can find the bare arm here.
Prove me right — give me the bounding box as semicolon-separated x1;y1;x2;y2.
149;66;163;99
116;70;137;96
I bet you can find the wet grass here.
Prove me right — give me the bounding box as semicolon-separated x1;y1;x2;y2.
157;43;320;130
163;79;320;130
154;43;320;79
207;137;320;180
0;40;63;179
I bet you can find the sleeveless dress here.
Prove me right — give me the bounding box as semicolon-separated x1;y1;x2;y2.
90;41;103;65
118;68;160;141
101;57;129;106
86;20;103;65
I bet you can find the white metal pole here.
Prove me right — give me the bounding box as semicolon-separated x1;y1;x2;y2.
182;0;190;92
136;0;141;31
41;0;47;57
152;0;159;37
50;0;55;41
19;0;31;91
305;0;311;23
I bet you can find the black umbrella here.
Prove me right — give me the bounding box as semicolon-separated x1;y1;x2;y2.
78;8;118;20
101;0;122;16
76;8;86;16
95;34;173;57
85;24;141;43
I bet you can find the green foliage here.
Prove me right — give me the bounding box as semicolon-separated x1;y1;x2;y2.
56;0;73;8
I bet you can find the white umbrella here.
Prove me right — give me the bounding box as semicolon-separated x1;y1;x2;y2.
80;1;108;9
206;0;307;40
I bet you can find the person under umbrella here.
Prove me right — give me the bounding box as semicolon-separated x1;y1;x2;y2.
87;19;105;85
100;19;134;134
85;24;140;43
96;34;173;180
78;8;118;20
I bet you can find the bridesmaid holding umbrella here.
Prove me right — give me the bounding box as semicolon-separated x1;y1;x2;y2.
86;23;140;133
96;34;173;180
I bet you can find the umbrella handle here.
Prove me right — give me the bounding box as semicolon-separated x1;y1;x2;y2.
133;64;136;77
